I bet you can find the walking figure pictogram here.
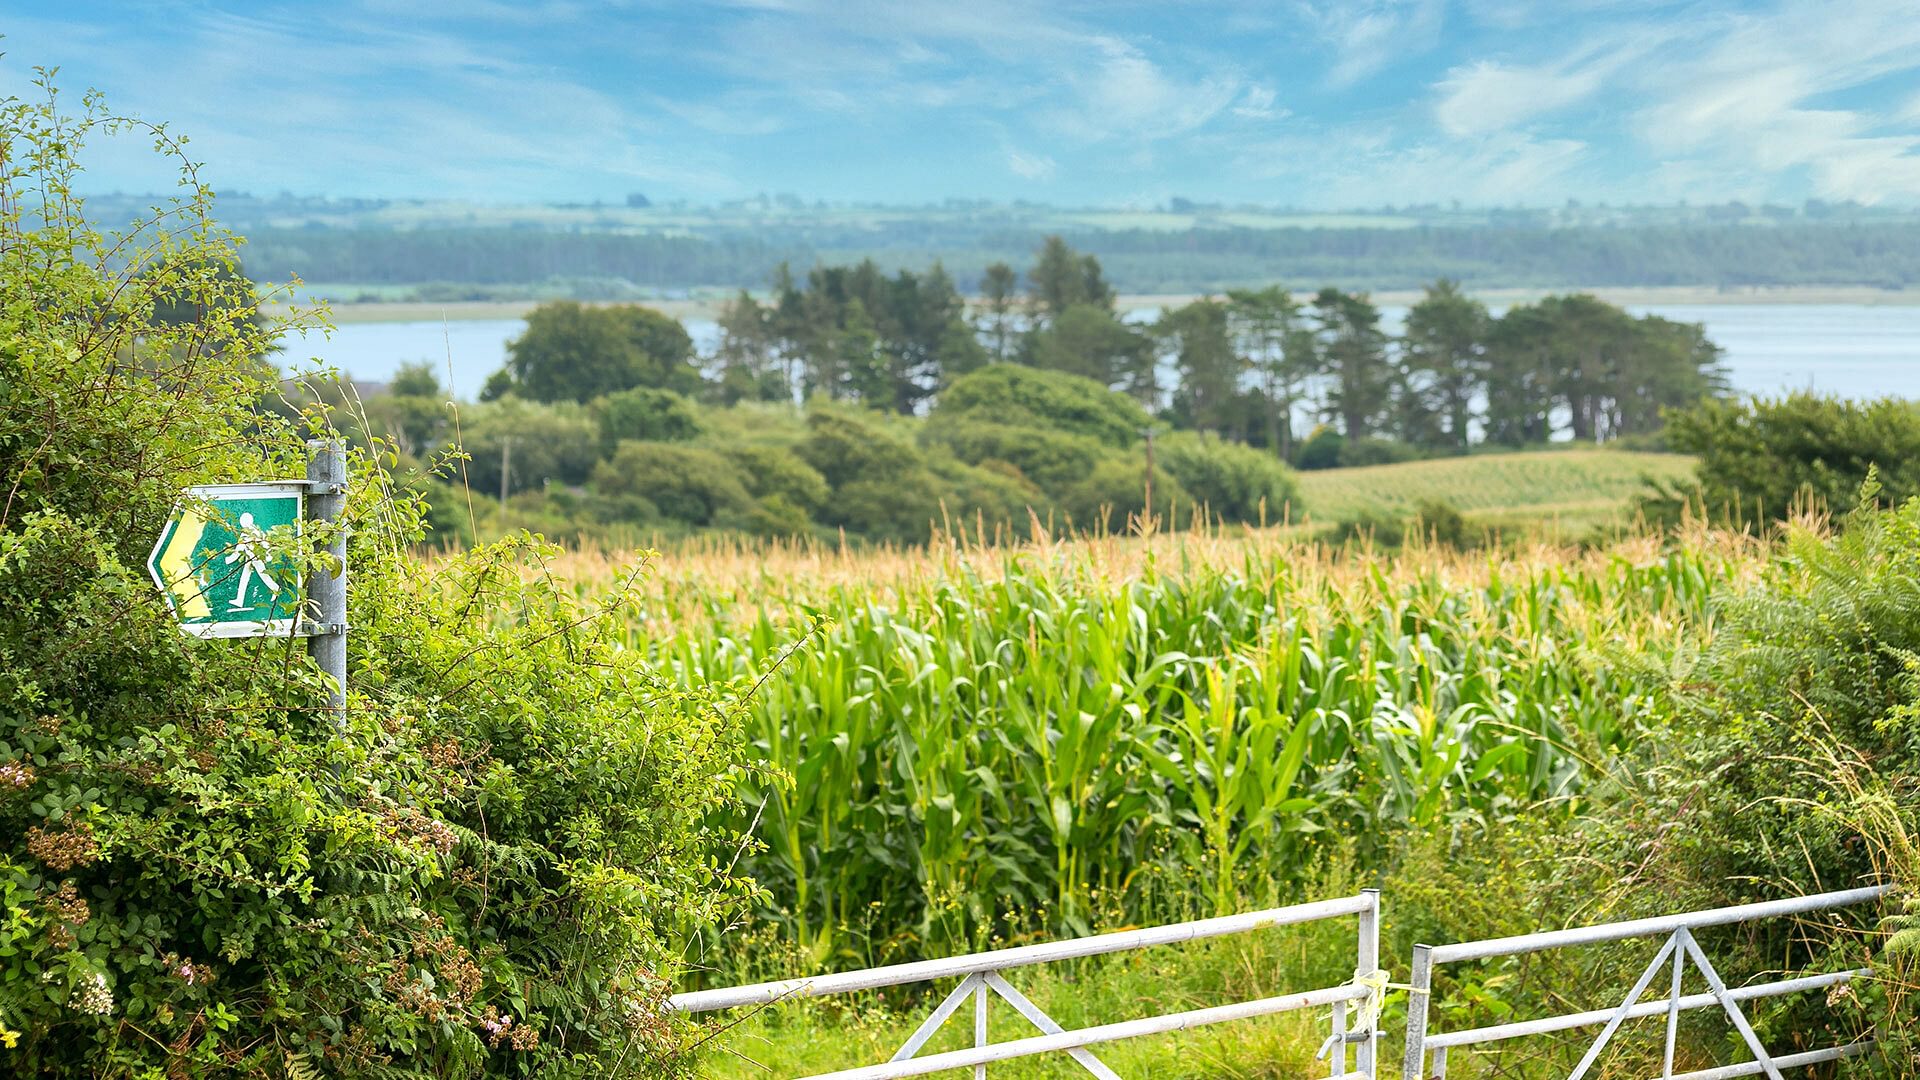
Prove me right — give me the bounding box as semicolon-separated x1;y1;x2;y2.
223;511;282;610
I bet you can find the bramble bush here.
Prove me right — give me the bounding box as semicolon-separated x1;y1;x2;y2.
1;72;755;1077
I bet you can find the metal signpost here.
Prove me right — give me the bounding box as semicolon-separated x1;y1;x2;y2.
145;440;348;713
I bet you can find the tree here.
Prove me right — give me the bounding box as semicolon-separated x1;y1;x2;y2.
1154;432;1299;524
1312;288;1394;440
359;362;446;459
836;298;889;406
501;301;700;403
932;365;1147;448
1226;286;1312;458
1159;298;1244;437
597;386;704;450
773;260;966;413
714;290;788;404
1025;304;1154;399
1400;280;1489;452
978;261;1020;362
1028;236;1113;322
459;397;601;497
1482;303;1559;445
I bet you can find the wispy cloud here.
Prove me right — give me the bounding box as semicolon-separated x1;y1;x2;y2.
1432;43;1638;137
6;0;1920;207
1312;0;1446;88
1628;0;1920;201
1005;149;1057;181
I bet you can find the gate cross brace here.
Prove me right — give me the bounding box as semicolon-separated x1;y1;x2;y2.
887;972;1121;1079
1567;928;1784;1080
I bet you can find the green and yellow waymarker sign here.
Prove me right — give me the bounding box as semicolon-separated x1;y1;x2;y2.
146;483;306;638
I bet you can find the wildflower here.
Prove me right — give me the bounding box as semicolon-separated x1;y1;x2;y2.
70;971;113;1016
0;761;34;792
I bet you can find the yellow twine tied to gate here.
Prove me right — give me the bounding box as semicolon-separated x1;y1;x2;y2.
1315;968;1422;1061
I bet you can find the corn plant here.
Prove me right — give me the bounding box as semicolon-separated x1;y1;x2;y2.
606;527;1752;972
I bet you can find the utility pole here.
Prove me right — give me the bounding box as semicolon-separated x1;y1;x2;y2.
499;436;512;529
306;439;348;720
1142;425;1156;534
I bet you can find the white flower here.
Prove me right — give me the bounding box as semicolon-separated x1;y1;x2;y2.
70;972;113;1016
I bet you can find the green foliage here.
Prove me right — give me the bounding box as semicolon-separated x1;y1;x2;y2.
1662;394;1920;525
593;441;753;526
1022;305;1153;396
1159;299;1243;435
1533;496;1920;1056
598;387;704;450
1058;456;1190;534
1294;427;1345;471
1027;235;1114;318
1153;432;1298;524
1339;435;1423;468
796;409;923;492
644;534;1731;965
1323;508;1405;549
389;362;442;400
1408;498;1471;548
0;73;751;1078
919;418;1110;495
721;446;829;514
501;302;700;404
458;397;601;497
931;364;1148;448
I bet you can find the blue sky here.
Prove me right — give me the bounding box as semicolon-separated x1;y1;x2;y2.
6;0;1920;207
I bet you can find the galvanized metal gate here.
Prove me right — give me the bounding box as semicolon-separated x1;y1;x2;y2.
671;890;1383;1080
1400;885;1889;1080
671;883;1891;1078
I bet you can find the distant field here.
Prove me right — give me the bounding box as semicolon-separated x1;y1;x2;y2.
1058;210;1419;231
1292;448;1697;536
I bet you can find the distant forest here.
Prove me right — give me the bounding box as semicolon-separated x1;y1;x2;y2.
240;221;1920;296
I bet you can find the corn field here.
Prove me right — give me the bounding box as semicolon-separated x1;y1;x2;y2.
544;525;1759;975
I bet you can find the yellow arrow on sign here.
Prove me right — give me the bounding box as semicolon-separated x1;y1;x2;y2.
155;506;213;620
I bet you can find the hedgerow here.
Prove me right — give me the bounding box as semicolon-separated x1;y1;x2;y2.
1;71;754;1078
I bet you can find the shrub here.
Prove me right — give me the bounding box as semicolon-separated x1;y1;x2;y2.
1662;394;1920;526
1408;498;1471;548
593;441;753;526
925;452;1044;538
1294;427;1344;471
1339;436;1422;467
1322;508;1405;548
731;494;814;538
1154;432;1299;525
0;78;752;1076
598;386;704;450
1058;456;1190;534
921;416;1112;495
456;397;601;498
932;364;1147;447
797;409;924;491
721;445;830;514
1556;491;1920;1051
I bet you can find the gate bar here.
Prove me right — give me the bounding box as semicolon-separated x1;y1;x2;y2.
672;893;1375;1013
800;982;1371;1080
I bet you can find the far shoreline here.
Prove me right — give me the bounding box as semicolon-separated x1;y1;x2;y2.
279;283;1920;326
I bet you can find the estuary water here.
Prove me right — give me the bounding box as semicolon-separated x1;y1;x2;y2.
284;304;1920;404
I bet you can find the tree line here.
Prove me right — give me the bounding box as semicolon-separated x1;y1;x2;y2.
703;237;1726;462
239;221;1920;297
318;238;1731;547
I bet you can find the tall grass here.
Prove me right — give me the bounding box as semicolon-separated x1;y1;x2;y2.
537;523;1761;979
